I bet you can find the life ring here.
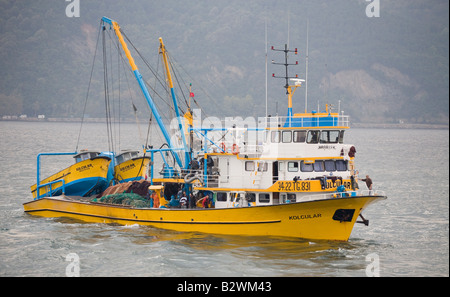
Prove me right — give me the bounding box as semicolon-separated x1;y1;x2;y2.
232;144;239;155
220;142;226;153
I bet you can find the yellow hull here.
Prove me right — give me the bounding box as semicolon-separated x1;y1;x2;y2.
114;157;150;182
23;195;385;241
30;157;111;198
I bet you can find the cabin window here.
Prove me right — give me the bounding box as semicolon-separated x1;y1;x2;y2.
320;130;340;144
324;160;336;172
79;152;97;161
300;161;314;172
288;161;299;172
257;162;268;172
217;192;227;202
258;193;270;203
81;154;90;161
306;130;320;144
313;160;325;172
245;161;255;171
287;193;297;203
336;160;348;171
271;131;280;143
282;131;292;143
245;193;256;202
293;131;306;143
123;153;131;162
339;130;345;144
116;155;124;164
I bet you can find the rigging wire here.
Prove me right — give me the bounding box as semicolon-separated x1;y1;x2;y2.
85;23;215;160
166;53;222;120
76;21;102;152
102;26;113;152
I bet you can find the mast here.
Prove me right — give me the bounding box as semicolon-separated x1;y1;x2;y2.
101;17;183;168
265;20;268;118
159;37;191;169
305;18;309;113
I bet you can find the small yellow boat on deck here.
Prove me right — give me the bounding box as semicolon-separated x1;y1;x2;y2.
30;151;111;199
23;17;387;241
114;150;151;183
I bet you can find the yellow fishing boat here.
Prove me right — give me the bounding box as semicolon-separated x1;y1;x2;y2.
30;151;111;199
114;150;151;183
23;17;387;241
23;191;382;241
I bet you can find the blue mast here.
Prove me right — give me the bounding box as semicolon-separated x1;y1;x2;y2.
101;16;183;169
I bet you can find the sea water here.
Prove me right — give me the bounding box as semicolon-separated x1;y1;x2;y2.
0;121;448;277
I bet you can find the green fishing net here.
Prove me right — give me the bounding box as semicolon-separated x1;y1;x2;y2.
91;192;149;208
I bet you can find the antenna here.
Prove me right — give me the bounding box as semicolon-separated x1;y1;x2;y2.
265;19;268;118
271;44;299;94
271;44;303;124
287;11;290;49
305;18;309;113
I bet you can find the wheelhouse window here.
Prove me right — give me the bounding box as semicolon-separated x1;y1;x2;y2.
288;161;299;172
313;160;325;172
300;161;314;172
245;161;255;171
306;130;320;144
271;131;280;143
320;130;340;143
299;159;347;172
282;131;292;143
335;160;348;171
324;160;336;172
293;131;306;143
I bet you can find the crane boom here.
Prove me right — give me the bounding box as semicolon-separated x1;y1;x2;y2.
101;16;183;168
159;37;191;168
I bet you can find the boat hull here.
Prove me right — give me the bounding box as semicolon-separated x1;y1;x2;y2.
30;157;111;198
23;195;385;241
114;157;150;183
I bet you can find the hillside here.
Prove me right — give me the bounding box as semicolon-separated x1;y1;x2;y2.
0;0;448;125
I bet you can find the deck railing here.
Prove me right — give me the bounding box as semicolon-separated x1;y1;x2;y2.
36;179;66;200
264;115;350;128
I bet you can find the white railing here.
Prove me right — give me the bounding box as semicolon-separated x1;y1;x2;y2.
297;189;386;203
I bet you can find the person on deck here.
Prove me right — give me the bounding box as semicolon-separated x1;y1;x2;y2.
151;191;160;208
180;191;187;208
202;195;210;208
361;175;373;195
